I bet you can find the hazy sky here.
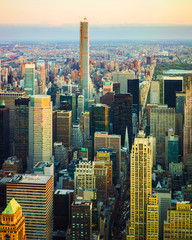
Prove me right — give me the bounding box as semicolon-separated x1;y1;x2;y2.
0;0;192;26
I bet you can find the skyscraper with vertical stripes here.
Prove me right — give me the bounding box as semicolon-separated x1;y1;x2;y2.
80;18;89;100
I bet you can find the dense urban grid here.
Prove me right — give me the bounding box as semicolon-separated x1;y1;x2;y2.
0;18;192;240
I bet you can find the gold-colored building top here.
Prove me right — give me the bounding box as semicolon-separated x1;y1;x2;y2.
0;198;26;240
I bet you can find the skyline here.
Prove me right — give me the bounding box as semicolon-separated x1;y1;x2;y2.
0;25;192;42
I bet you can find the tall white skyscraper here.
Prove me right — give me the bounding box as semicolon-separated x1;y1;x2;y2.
77;95;84;119
80;17;89;100
28;95;53;170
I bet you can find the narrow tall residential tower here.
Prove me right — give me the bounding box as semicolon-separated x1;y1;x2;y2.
80;17;89;100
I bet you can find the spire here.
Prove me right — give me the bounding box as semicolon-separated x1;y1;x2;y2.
1;100;5;106
124;126;129;153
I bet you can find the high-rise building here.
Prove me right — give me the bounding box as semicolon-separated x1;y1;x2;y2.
112;94;133;149
54;189;74;231
14;97;30;171
176;91;186;118
94;152;114;197
7;174;53;240
74;161;96;194
28;95;53;170
0;198;26;240
53;142;68;168
112;71;135;84
146;194;159;240
94;132;121;184
0;91;26;155
163;76;183;108
92;104;109;134
127;132;159;240
93;160;108;202
80;111;90;145
0;101;9;168
39;64;45;94
183;79;192;156
72;121;83;148
71;201;92;240
165;135;179;167
150;81;160;104
77;95;84;119
24;64;35;95
56;110;72;148
154;189;171;240
150;106;175;166
60;93;76;122
164;201;192;239
80;18;89;100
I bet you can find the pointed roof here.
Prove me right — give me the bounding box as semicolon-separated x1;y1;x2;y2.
124;126;129;153
1;100;5;106
2;198;20;215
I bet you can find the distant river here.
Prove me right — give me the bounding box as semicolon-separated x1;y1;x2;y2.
163;69;192;74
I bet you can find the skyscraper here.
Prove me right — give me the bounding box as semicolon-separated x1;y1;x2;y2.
24;64;35;95
80;111;90;145
39;64;45;94
150;81;160;104
7;174;53;240
92;104;109;134
127;132;158;240
0;101;9;168
28;95;53;170
60;93;76;122
56;110;72;148
0;198;26;240
14;97;30;171
183;79;192;156
0;91;26;155
80;18;89;100
163;76;183;108
112;94;133;149
74;161;96;194
150;106;175;166
94;132;121;184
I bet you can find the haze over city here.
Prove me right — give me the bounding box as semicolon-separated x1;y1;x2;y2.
0;0;192;41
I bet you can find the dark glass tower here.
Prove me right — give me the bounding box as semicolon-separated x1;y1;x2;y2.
0;101;9;168
14;97;30;171
92;104;109;135
127;79;140;120
112;94;133;149
163;77;183;108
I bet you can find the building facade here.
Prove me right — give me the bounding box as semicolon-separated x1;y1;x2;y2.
28;95;53;170
14;97;30;171
6;174;53;240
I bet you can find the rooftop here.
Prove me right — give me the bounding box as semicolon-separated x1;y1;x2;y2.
55;189;74;195
10;174;52;184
